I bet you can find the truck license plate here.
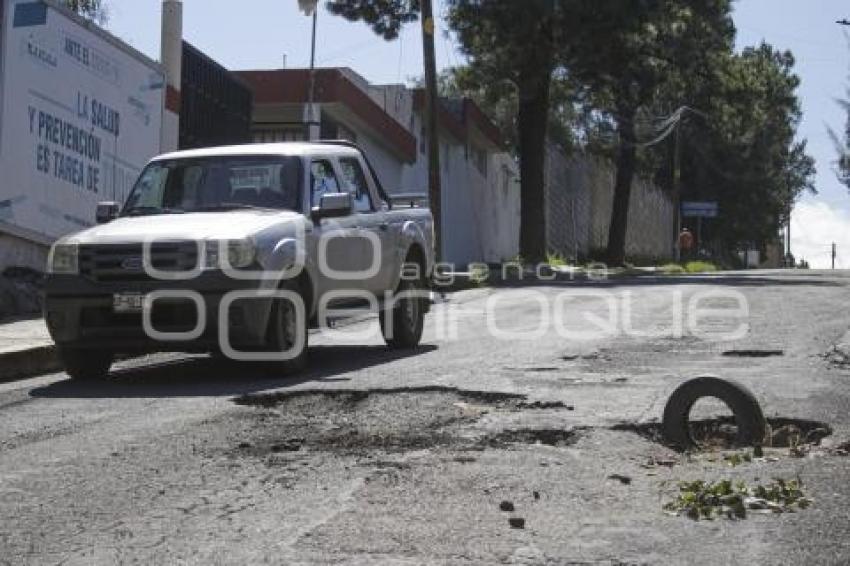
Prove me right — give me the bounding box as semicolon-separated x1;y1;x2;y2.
113;292;144;313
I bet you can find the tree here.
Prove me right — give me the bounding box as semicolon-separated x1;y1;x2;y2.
830;87;850;191
64;0;108;24
326;1;418;40
436;65;580;158
328;0;561;262
560;0;736;265
678;44;815;252
327;0;444;259
447;1;560;262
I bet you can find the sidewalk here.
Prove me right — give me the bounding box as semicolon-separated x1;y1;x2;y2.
0;318;60;381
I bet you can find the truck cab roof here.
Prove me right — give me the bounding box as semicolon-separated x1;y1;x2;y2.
153;142;365;162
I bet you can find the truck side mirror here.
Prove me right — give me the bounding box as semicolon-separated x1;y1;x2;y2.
96;201;120;224
311;192;353;221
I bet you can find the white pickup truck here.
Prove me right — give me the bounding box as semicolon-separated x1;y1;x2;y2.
44;141;435;380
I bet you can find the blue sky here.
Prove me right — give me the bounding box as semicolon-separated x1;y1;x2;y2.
104;0;850;267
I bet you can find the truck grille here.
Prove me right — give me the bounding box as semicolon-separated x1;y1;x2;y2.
78;242;200;282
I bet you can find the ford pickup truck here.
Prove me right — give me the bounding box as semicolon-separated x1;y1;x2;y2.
44;141;435;380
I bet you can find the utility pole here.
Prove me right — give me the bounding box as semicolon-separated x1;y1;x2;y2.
672;122;682;262
833;242;837;270
420;0;442;261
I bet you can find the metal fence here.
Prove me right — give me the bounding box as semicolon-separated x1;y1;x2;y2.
544;144;675;262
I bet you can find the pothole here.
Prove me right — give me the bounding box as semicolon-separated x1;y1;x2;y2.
479;428;581;448
613;417;832;450
235;386;526;408
230;387;576;458
722;349;784;358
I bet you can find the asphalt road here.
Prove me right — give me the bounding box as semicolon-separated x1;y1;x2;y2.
2;271;850;565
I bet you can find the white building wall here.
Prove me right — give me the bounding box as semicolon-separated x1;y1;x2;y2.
400;114;428;193
441;141;485;266
476;153;520;262
395;112;519;266
288;76;521;267
355;130;405;194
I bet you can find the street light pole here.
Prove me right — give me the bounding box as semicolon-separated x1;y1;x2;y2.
300;0;320;140
306;9;318;140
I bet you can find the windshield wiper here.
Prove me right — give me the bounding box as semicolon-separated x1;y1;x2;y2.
123;206;185;217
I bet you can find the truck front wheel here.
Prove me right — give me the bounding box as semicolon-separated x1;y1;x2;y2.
266;282;309;373
380;267;426;349
60;347;113;381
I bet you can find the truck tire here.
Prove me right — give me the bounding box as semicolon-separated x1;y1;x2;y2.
60;347;113;381
380;265;425;349
662;376;766;449
266;281;308;373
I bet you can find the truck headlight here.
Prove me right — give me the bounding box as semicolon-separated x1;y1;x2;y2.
204;239;256;269
48;243;79;274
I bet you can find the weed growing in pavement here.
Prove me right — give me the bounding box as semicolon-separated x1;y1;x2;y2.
545;252;569;268
660;261;719;274
663;478;812;520
685;261;719;273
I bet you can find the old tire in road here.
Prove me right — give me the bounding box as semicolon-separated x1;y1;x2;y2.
662;376;766;449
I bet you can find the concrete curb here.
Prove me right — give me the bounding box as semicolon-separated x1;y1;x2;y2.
0;344;61;383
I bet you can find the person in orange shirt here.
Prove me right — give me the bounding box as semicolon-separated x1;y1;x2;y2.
678;228;694;260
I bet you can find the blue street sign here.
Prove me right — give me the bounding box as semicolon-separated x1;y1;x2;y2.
681;201;719;218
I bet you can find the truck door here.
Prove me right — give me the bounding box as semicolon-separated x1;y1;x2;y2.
308;158;369;300
338;156;396;296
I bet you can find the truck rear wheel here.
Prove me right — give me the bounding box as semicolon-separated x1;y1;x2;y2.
60;347;113;381
380;268;425;349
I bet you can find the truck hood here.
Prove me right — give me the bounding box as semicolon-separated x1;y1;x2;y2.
66;210;304;244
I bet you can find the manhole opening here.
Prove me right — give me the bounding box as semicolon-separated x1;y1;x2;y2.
613;417;831;451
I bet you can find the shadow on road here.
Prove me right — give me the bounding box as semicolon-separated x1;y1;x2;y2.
29;344;437;400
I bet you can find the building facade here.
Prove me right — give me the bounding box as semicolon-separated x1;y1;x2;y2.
179;41;253;150
235;67;521;267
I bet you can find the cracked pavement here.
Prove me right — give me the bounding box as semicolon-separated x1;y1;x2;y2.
2;271;850;564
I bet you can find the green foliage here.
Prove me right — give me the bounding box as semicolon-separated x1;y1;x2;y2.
325;1;419;40
663;478;811;520
684;261;717;273
468;263;490;287
545;252;568;268
830;86;850;191
435;65;580;157
678;44;816;249
660;261;718;274
64;0;107;24
326;0;815;259
561;1;736;264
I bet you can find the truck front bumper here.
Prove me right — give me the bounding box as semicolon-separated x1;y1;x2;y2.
44;272;277;354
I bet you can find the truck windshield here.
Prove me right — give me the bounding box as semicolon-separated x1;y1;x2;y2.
122;156;302;216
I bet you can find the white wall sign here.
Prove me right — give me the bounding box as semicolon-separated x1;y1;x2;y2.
0;0;163;242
